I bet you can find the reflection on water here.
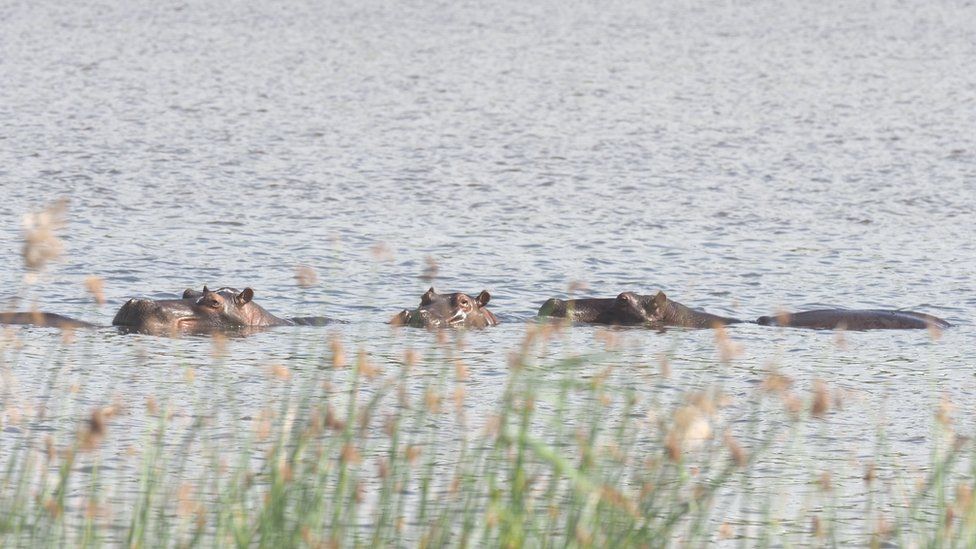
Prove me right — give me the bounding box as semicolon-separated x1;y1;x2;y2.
1;0;975;543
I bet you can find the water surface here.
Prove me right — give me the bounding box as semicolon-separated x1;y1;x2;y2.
1;0;975;543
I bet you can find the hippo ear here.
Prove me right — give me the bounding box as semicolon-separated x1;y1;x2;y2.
182;289;195;299
476;290;491;307
654;291;668;309
236;288;254;306
202;285;210;294
421;287;436;305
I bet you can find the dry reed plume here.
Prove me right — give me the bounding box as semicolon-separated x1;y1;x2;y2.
21;198;68;272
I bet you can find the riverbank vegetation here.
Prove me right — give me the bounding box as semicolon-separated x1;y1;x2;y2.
0;322;972;548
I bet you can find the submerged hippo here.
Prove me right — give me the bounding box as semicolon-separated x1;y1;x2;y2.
0;286;333;335
756;309;950;330
391;287;498;329
0;312;97;329
115;286;333;332
538;291;741;328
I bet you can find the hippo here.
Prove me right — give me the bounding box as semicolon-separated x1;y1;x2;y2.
391;287;498;329
0;286;334;335
756;309;950;330
536;292;652;326
0;312;97;329
117;286;334;332
538;291;741;328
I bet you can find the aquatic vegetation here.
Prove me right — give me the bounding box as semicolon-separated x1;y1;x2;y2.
0;323;972;547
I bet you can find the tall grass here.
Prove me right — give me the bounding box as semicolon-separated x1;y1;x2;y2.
1;322;973;548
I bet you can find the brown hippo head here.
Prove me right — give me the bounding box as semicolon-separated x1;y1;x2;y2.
537;292;653;325
644;291;672;323
391;287;499;329
113;286;288;333
112;294;208;334
179;286;289;327
639;291;743;328
603;292;655;325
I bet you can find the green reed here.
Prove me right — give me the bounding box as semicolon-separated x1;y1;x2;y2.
0;323;973;548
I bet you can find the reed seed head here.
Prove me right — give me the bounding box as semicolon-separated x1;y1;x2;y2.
269;363;291;380
325;405;345;431
369;242;393;261
424;388;442;413
724;432;747;468
863;462;876;484
420;255;438;281
211;332;227;358
453;385;466;413
812;515;825;539
22;198;68;271
811;380;829;418
341;444;361;464
954;484;973;516
834;330;847;349
330;336;346;368
84;276;106;305
403;348;418;368
665;404;712;461
357;350;380;378
818;472;832;492
80;406;117;451
937;396;954;426
714;324;744;362
454;359;468;380
294;265;318;288
567;280;588;294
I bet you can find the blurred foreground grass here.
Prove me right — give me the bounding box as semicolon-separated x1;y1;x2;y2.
0;323;973;548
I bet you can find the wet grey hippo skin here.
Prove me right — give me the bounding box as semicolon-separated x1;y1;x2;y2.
391;287;499;329
0;286;333;334
538;291;742;328
173;286;334;328
0;312;98;329
756;309;950;330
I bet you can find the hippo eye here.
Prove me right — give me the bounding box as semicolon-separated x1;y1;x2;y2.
208;299;220;308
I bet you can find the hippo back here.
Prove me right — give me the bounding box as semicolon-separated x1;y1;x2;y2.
757;309;951;330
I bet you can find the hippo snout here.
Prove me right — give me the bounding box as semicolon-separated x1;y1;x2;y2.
390;308;448;329
112;297;199;331
416;309;445;328
392;288;499;330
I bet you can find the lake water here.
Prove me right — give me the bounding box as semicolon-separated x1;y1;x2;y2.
2;0;975;544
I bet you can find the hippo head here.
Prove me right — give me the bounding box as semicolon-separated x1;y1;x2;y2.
635;291;672;323
113;286;276;334
112;294;208;334
180;286;284;327
606;291;655;325
391;287;499;329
